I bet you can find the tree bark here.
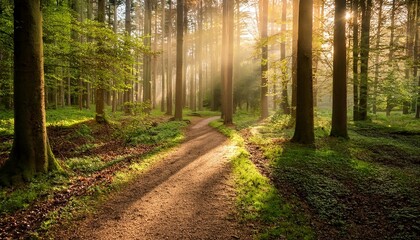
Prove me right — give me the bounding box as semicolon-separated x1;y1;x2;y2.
280;0;290;114
95;0;106;123
352;0;360;121
330;0;348;138
1;0;60;185
291;0;298;120
291;0;314;145
358;0;372;120
166;0;173;115
174;0;184;120
143;0;152;106
373;0;383;115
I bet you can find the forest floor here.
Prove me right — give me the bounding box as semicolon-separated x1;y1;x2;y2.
53;116;253;240
1;109;419;240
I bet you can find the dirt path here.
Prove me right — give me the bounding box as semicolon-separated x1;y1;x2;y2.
61;117;252;240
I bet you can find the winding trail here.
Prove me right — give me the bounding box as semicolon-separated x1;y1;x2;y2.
63;117;252;240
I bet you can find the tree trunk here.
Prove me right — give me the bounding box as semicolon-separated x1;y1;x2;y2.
1;0;60;185
415;1;420;118
280;0;290;114
330;0;348;138
291;0;298;120
386;0;396;117
358;0;372;120
174;0;184;120
291;0;314;145
373;0;383;115
260;0;269;119
352;0;360;121
143;0;152;106
161;0;166;112
166;0;173;115
223;0;234;124
95;0;106;123
197;0;204;111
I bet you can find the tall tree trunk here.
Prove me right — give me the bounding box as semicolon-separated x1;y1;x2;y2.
1;0;60;185
95;0;106;123
330;0;348;138
112;1;118;112
174;0;184;120
222;0;234;124
291;0;314;145
143;0;152;106
373;0;383;115
352;0;360;121
404;0;416;114
166;0;173;115
197;0;204;111
280;0;290;114
291;0;298;120
358;0;372;121
386;0;396;116
161;0;166;112
260;0;269;119
415;1;420;118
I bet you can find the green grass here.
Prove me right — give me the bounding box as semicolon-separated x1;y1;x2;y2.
249;111;420;239
211;119;314;240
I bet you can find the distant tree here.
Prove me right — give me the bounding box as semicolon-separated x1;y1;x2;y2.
291;0;314;144
174;0;184;120
0;0;61;185
260;0;269;119
330;0;348;138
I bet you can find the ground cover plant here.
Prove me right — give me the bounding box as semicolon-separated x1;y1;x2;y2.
242;111;420;240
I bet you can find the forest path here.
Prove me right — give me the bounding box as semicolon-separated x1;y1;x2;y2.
64;117;252;240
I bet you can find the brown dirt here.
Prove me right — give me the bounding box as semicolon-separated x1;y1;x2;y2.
56;117;252;240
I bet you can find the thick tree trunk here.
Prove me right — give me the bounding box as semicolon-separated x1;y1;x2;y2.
1;0;60;185
174;0;184;120
291;0;298;120
330;0;348;138
291;0;314;145
358;0;372;120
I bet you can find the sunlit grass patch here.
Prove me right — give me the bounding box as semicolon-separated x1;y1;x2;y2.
211;120;314;240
